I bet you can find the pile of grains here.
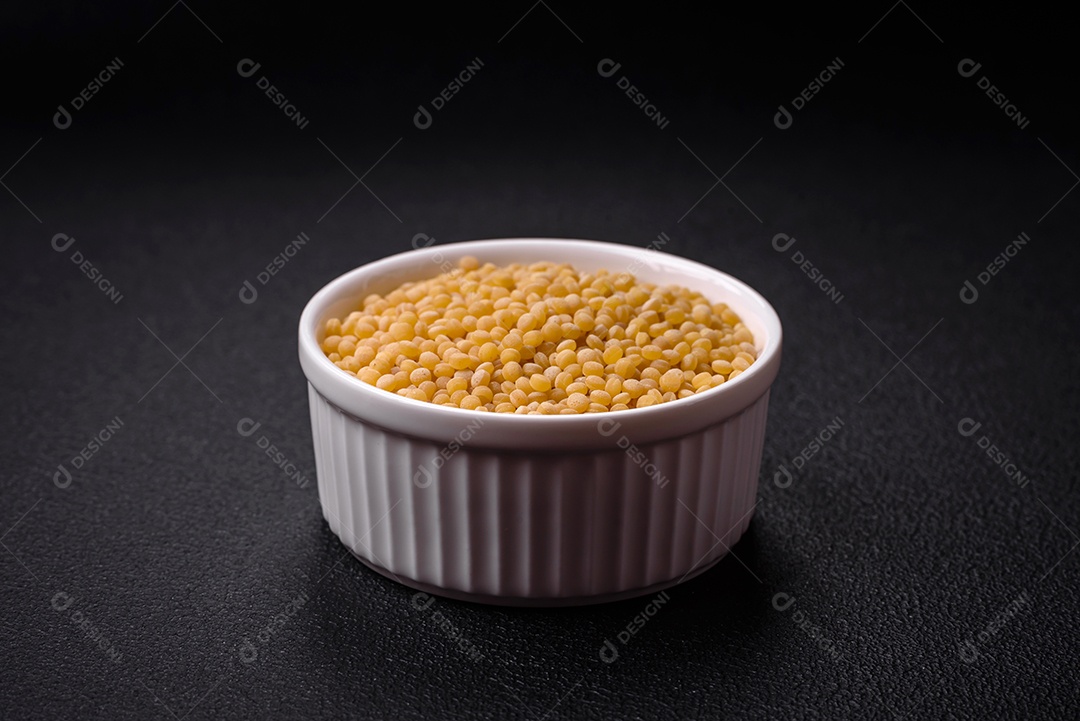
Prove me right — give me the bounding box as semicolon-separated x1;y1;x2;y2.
321;257;757;414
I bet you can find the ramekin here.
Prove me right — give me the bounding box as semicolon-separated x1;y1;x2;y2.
298;238;782;606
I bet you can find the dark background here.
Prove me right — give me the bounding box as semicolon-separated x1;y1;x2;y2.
2;3;1077;719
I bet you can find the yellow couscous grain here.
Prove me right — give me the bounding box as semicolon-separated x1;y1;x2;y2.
321;256;757;413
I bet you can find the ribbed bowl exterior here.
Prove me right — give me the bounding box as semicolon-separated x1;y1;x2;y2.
310;383;770;604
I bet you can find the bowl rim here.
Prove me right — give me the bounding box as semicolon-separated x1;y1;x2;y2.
298;237;782;450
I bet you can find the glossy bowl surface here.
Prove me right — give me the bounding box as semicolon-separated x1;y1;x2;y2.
298;238;782;605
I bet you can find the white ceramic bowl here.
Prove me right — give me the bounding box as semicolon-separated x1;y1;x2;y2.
298;238;782;606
